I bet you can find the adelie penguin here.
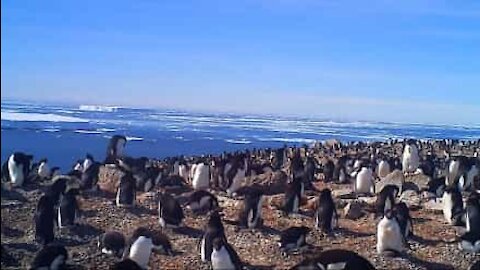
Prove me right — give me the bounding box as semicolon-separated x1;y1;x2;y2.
376;209;404;256
315;188;338;235
99;231;126;258
292;249;376;270
394;202;414;240
116;171;136;208
30;244;68;270
35;194;56;245
442;186;464;225
402;140;420;174
57;182;80;228
282;175;303;215
237;186;264;229
211;237;242;270
158;192;184;228
105;135;127;164
80;154;101;190
192;161;210;191
225;157;247;196
375;185;399;217
36;158;51;181
278;226;310;255
128;236;154;270
125;227;174;258
201;211;226;262
186;190;219;214
2;152;33;187
459;193;480;253
354;167;375;196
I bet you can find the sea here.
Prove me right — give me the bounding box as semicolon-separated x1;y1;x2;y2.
1;100;479;172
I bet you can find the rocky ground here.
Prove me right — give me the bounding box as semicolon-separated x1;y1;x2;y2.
2;172;479;270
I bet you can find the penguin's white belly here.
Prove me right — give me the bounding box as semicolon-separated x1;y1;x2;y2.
377;161;390;178
129;238;153;269
38;163;50;179
8;156;24;186
377;220;403;253
442;193;454;224
200;237;207;262
211;247;235;270
193;165;209;190
356;173;372;193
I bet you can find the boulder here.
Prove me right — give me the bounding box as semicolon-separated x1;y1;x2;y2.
406;173;431;191
376;169;404;194
399;190;421;208
97;165;124;195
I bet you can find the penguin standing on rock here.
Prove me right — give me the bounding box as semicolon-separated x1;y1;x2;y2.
315;188;338;234
279;226;310;255
211;237;242;270
30;244;68;270
158;192;184;228
34;195;56;245
402;140;420;174
99;231;126;258
116;171;136;208
105;135;127;164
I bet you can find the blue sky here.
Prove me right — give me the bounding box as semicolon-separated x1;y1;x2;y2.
2;0;479;124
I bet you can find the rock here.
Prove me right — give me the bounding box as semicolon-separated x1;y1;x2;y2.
344;200;364;219
97;165;124;195
376;169;404;194
399;190;421;208
406;173;431;191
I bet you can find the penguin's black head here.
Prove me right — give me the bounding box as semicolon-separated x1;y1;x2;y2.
39;158;48;163
384;209;394;219
212;237;225;251
131;227;152;241
86;153;94;161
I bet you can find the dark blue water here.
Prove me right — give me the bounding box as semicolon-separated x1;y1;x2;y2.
2;101;479;172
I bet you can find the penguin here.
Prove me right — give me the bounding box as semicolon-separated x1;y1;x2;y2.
402;140;420;174
158;192;184;228
442;186;464;225
279;226;310;255
211;237;242;270
46;175;78;206
2;152;33;187
465;193;480;234
282;175;303;215
459;231;480;254
192;162;210;190
469;259;480;270
315;188;338;234
80;154;101;190
57;184;80;228
354;167;375;195
375;185;399;217
333;156;348;184
291;249;376;270
376;159;391;179
34;194;56;245
238;186;264;229
30;244;68;270
128;236;154;270
50;167;61;178
186;190;219;214
226;158;247;196
459;158;480;192
37;159;51;180
116;171;136;208
73;160;83;172
125;227;174;257
111;259;143;270
201;211;226;262
322;159;335;183
446;156;465;187
393;202;413;239
419;154;436;178
304;155;316;187
105;135;127;164
426;177;446;199
376;209;404;256
99;231;126;258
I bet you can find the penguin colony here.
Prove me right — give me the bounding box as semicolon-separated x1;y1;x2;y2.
1;137;480;269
